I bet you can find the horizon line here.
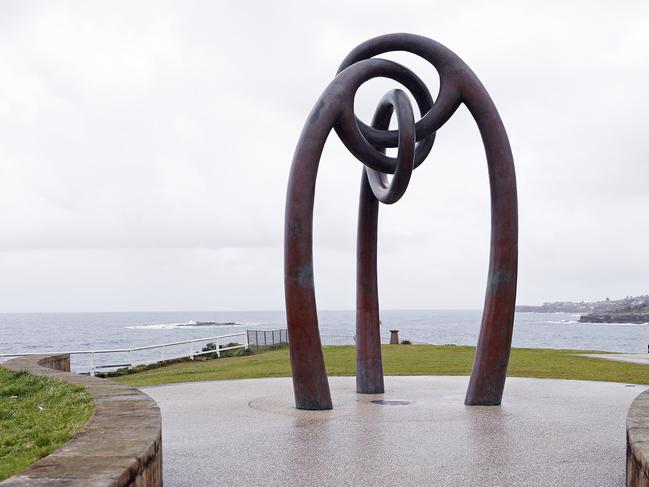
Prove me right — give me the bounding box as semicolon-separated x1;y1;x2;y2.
0;307;491;315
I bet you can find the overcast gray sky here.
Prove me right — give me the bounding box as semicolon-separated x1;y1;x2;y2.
0;1;647;312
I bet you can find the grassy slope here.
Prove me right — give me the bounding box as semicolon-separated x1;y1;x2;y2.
114;344;649;387
0;368;94;481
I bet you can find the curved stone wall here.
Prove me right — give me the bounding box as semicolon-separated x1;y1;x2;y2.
0;354;162;487
627;388;649;486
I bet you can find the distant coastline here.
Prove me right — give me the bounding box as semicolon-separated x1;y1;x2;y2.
517;295;649;324
577;313;649;324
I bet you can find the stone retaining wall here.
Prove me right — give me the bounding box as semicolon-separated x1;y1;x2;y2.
36;353;70;372
628;388;649;486
1;354;162;487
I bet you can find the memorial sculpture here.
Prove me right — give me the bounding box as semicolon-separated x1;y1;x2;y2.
284;33;518;410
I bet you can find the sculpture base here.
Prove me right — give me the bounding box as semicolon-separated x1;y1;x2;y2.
145;376;641;486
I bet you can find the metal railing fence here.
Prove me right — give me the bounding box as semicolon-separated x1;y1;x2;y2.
0;332;248;376
246;329;289;349
1;328;403;375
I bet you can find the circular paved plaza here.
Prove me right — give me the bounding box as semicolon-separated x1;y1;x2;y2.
143;376;644;486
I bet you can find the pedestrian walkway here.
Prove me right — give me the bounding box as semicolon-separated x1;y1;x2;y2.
580;353;649;366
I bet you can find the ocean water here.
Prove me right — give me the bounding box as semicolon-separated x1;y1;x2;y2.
1;310;648;371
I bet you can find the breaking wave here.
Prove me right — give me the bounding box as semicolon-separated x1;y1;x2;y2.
126;320;246;330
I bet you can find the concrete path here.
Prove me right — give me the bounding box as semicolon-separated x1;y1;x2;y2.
143;376;644;486
581;353;649;366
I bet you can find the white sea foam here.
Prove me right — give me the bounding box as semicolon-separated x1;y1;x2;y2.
126;321;245;330
125;323;184;330
539;320;578;324
578;321;649;327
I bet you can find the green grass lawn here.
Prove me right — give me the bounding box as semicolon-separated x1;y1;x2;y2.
114;344;649;388
0;368;94;481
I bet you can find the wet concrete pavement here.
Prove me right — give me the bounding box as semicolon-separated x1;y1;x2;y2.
144;376;643;486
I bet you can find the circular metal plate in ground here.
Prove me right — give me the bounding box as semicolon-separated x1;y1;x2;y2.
371;399;413;405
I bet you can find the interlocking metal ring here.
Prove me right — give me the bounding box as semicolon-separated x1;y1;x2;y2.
365;89;415;204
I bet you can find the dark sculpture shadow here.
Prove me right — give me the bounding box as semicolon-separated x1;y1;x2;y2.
284;33;518;410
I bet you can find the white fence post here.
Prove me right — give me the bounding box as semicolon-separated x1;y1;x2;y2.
90;352;96;377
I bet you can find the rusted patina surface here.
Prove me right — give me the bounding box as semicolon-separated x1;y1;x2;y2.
285;33;518;410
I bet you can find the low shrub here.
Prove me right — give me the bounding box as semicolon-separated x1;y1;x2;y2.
98;343;253;378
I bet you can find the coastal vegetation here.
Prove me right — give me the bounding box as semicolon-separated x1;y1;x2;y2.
0;368;94;481
114;344;649;387
517;294;649;323
97;341;255;379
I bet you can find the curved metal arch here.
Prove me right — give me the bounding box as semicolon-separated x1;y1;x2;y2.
284;33;518;410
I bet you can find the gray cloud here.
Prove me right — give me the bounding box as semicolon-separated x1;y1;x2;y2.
0;0;647;311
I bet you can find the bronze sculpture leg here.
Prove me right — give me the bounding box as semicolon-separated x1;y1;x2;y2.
356;168;384;394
